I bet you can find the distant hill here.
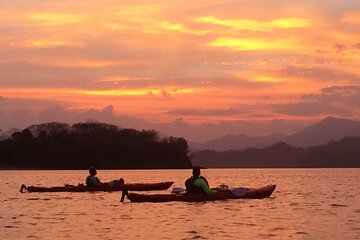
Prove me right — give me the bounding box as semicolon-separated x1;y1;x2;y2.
191;137;360;168
285;116;360;147
190;133;285;151
191;117;360;151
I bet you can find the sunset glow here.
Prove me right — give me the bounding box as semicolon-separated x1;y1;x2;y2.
0;0;359;132
195;16;311;31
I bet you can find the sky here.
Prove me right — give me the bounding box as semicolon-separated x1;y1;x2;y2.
0;0;359;141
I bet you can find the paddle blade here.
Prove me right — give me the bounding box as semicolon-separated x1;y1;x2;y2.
171;187;185;194
231;188;248;196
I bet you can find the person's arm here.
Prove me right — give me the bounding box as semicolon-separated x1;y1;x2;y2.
194;178;217;195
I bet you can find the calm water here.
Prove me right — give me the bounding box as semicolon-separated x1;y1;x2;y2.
1;169;359;240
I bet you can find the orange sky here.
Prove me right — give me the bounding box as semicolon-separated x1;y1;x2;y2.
0;0;359;127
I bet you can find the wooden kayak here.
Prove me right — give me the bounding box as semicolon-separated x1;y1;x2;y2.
21;181;174;193
125;184;276;202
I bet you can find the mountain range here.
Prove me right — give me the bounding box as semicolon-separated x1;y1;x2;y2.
191;136;360;168
190;117;360;151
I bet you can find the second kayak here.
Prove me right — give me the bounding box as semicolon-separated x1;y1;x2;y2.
21;181;174;193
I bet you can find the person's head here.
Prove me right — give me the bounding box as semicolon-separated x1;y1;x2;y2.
118;178;124;185
192;166;201;178
89;167;97;176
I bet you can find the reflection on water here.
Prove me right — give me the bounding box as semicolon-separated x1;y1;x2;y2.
1;169;360;240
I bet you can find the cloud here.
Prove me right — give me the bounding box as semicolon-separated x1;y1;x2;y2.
321;85;360;106
166;108;250;117
0;97;68;130
272;85;360;116
342;11;360;25
0;96;313;142
333;43;347;52
272;101;350;116
0;97;133;130
36;105;119;124
195;16;310;31
275;66;360;83
0;61;102;88
0;96;65;110
27;12;88;26
96;76;153;83
159;21;210;35
1;0;360;131
208;37;303;51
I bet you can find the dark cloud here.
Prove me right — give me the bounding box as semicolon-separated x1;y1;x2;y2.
273;85;360;116
322;85;360;94
0;97;65;110
0;96;312;142
332;43;360;52
273;101;350;116
166;108;250;117
0;108;36;131
36;105;120;125
333;43;347;52
321;85;360;107
0;97;119;130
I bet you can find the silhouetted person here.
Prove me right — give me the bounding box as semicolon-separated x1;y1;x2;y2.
86;167;124;187
86;167;102;186
185;166;217;195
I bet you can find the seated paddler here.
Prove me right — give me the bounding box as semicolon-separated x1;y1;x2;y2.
86;167;103;187
185;166;217;195
86;167;125;187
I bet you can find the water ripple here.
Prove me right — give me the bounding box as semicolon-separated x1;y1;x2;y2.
1;169;359;240
330;203;349;207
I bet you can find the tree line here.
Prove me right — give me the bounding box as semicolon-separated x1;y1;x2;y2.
0;122;192;169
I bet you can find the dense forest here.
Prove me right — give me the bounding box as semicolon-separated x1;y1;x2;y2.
0;122;192;169
191;137;360;168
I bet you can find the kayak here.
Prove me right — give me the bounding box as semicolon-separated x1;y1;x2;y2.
21;181;174;193
125;184;276;202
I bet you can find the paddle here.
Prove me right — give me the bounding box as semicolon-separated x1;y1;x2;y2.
231;187;248;196
120;190;128;202
171;187;186;194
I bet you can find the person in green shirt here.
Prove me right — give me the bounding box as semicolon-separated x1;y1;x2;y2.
185;166;217;195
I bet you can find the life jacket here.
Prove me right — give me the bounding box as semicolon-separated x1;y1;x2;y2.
86;175;100;186
86;175;92;186
185;176;209;193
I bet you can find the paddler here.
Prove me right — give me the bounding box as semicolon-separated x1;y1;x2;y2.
86;167;103;186
86;167;125;187
185;166;217;195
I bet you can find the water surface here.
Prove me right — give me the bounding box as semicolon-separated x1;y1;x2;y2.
1;169;359;239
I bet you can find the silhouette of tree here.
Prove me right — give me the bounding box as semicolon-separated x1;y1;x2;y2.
0;121;192;169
